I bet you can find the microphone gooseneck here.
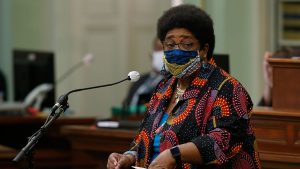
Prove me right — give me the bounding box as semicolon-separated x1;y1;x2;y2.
51;71;140;114
13;71;140;166
67;76;130;95
55;53;94;85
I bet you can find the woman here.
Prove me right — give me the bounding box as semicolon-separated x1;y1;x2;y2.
107;4;261;169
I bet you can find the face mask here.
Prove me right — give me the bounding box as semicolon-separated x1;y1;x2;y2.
163;49;202;78
152;51;164;72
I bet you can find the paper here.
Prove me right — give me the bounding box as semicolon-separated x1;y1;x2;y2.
96;121;119;128
131;166;146;169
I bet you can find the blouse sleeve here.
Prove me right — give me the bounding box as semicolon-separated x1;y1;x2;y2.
191;79;254;165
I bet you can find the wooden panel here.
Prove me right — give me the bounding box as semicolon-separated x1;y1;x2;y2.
71;29;125;118
269;58;300;110
0;145;18;169
82;0;119;19
252;107;300;169
61;125;137;169
253;120;287;145
53;0;170;117
295;127;300;145
0;116;95;169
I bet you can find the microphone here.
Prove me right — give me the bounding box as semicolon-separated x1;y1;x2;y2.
13;71;140;165
26;54;94;112
51;71;140;114
55;53;94;85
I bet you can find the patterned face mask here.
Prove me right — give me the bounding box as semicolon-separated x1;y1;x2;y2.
163;49;202;78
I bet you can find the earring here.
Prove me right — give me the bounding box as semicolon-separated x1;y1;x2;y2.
201;54;207;61
160;64;170;76
201;55;208;68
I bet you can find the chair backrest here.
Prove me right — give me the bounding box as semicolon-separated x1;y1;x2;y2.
13;49;55;108
213;54;230;73
23;83;53;110
0;70;7;101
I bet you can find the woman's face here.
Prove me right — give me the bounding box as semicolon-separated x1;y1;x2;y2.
162;28;209;78
163;28;208;58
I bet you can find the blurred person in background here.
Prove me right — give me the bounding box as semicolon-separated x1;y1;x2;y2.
121;38;165;116
259;47;300;106
0;69;7;102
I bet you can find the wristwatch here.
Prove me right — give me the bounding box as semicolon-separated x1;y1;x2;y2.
170;146;182;168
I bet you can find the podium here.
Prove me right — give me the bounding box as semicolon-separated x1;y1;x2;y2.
250;58;300;169
269;58;300;110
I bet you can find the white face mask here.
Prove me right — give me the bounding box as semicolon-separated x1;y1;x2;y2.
152;51;164;72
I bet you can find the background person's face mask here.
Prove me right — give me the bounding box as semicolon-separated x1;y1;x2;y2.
152;51;164;72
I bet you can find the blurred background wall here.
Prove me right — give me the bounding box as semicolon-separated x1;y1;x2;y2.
0;0;277;118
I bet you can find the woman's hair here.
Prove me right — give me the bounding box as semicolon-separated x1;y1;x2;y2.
157;4;215;60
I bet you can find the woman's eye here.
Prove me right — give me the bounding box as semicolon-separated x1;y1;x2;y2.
183;43;193;47
166;43;175;48
181;43;193;49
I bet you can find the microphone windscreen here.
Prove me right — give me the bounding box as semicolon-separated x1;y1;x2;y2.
128;71;140;82
82;53;94;65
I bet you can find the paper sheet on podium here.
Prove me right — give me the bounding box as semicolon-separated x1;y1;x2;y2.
132;166;146;169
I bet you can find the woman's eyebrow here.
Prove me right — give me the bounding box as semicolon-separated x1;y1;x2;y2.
179;35;193;39
165;35;194;41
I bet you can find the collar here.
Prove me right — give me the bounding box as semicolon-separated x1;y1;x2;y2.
156;63;216;101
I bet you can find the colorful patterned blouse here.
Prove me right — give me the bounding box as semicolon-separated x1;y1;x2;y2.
129;63;261;169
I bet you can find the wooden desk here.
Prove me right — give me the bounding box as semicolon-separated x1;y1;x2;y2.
61;125;137;169
0;116;95;148
61;108;300;169
0;116;95;169
0;145;18;169
252;107;300;169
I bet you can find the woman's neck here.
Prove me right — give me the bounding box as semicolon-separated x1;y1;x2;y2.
177;69;200;90
177;74;194;90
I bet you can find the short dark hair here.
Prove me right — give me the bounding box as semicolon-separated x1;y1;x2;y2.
157;4;215;60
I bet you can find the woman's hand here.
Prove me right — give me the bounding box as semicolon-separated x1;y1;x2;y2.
148;149;176;169
107;153;135;169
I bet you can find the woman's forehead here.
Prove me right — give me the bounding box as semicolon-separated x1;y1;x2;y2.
165;28;195;40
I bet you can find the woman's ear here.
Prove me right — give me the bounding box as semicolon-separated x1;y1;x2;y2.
198;43;209;61
202;43;209;54
198;51;207;62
